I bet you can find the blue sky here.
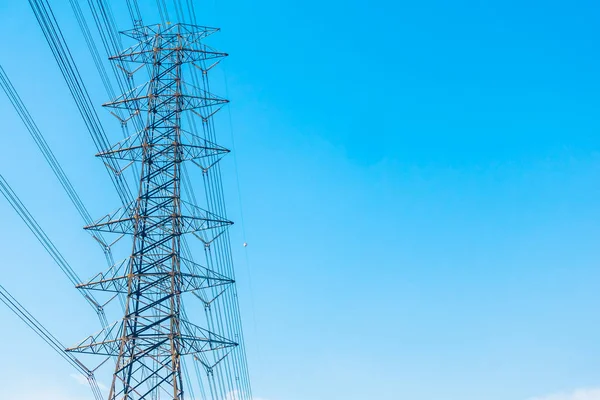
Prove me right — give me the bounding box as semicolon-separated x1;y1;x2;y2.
0;1;599;400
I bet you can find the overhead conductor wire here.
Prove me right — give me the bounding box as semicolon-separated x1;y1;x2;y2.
181;2;255;399
28;0;134;208
0;174;109;328
0;65;115;267
0;285;103;400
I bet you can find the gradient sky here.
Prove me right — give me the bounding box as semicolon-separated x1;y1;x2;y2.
0;1;599;400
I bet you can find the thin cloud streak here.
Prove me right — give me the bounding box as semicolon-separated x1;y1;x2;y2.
528;388;600;400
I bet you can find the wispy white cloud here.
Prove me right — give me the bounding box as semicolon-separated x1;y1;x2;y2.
4;388;88;400
528;388;600;400
225;389;269;400
70;372;109;392
9;386;268;400
70;372;89;386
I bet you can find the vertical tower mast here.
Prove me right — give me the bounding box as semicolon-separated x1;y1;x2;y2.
68;23;243;400
110;26;187;399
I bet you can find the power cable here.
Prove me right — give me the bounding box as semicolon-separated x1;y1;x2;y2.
0;284;104;400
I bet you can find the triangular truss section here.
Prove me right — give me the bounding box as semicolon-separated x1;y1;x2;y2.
119;23;221;48
181;201;233;245
76;257;233;298
193;346;237;373
85;200;233;244
110;36;227;65
102;80;228;112
84;200;137;235
67;318;237;357
180;319;238;354
66;320;121;356
96;127;230;162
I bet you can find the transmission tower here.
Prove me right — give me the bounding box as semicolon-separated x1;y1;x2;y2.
66;23;251;400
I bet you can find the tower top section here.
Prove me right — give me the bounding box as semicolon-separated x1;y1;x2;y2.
110;23;228;64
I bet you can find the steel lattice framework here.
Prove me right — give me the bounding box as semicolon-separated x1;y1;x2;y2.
66;23;248;400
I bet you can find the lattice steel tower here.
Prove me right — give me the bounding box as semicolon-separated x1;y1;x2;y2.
67;23;251;400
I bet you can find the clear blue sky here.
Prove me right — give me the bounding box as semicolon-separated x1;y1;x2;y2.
0;1;599;400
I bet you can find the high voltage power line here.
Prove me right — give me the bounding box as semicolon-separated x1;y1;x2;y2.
28;0;133;207
0;174;109;328
0;66;115;267
0;284;104;400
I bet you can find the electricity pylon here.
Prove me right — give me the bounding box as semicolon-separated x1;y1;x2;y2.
67;23;248;400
